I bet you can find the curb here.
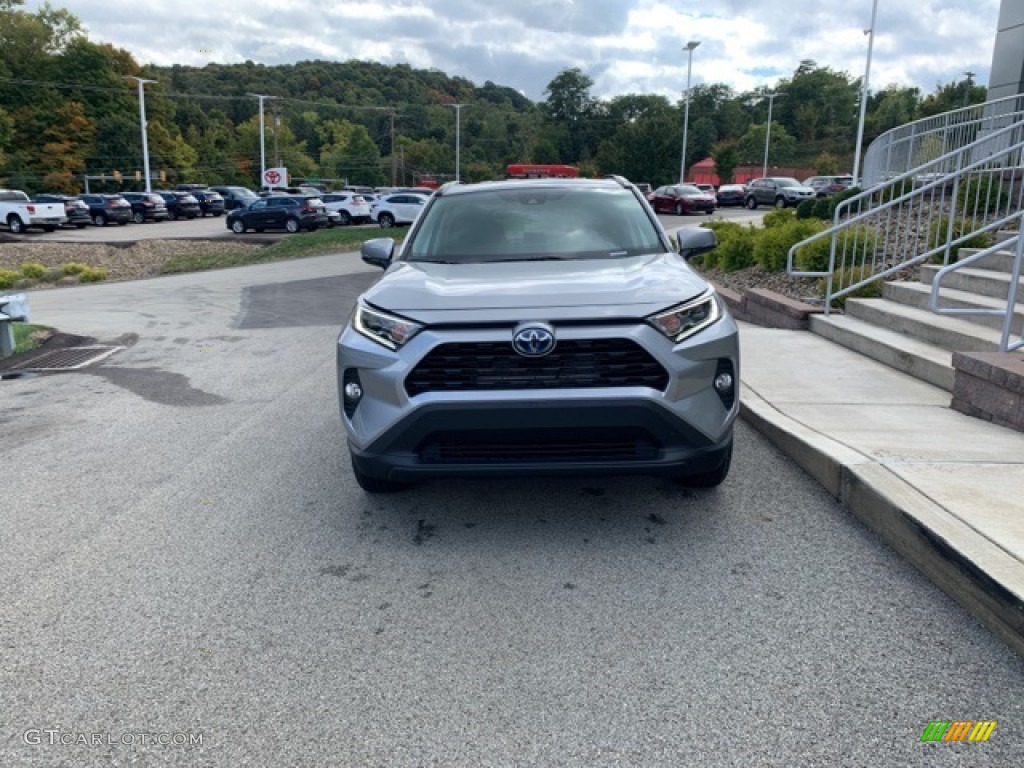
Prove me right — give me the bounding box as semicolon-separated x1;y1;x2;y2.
739;384;1024;658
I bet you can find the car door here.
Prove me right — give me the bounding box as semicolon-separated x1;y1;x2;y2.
394;195;426;223
651;186;668;212
245;199;269;227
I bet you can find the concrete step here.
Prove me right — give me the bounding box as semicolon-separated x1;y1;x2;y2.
956;246;1020;273
809;313;955;391
883;281;1024;336
844;298;1005;353
920;264;1024;300
995;229;1019;246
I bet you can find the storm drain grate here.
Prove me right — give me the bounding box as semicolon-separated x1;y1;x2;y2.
8;345;124;371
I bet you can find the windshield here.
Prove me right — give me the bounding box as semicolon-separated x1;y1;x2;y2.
775;178;802;187
405;186;664;263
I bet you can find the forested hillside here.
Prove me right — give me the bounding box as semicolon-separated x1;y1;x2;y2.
0;0;989;193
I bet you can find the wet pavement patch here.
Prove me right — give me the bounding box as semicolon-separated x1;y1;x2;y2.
236;272;378;329
85;366;229;407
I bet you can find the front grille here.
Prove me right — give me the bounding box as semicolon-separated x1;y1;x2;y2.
405;339;669;395
418;428;660;464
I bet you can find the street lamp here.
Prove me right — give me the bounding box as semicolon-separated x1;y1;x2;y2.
852;0;879;187
762;92;784;178
248;93;278;187
963;70;976;108
679;40;700;184
447;103;468;182
126;76;156;193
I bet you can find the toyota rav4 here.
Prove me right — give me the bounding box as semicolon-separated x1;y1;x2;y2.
336;177;739;492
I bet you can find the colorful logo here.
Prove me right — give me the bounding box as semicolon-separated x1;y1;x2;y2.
920;720;997;742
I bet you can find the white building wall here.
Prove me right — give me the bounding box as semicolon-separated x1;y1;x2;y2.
988;0;1024;99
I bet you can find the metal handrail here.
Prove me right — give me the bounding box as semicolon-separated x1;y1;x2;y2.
863;92;1024;187
928;225;1024;352
787;117;1024;309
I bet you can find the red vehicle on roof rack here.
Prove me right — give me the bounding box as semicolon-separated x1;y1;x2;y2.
506;164;579;179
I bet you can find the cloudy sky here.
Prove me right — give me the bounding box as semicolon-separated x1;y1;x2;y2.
25;0;1000;102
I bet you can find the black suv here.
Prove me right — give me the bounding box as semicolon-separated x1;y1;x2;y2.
31;194;90;228
225;195;328;234
121;192;169;223
210;186;259;211
155;190;201;220
175;184;225;216
77;194;132;226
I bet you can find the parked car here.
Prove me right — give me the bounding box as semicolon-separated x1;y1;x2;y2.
210;186;259;211
322;192;372;225
175;184;225;216
650;184;717;215
370;192;430;228
155;190;201;220
715;184;747;207
744;177;816;209
77;193;132;226
31;194;90;228
803;175;854;197
225;194;328;233
337;176;738;492
634;182;653;197
0;189;66;233
695;183;716;195
121;192;169;223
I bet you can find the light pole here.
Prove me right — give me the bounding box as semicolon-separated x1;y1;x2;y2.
852;0;879;187
447;103;467;182
679;40;700;184
248;93;278;187
963;70;976;107
762;92;783;178
126;76;156;192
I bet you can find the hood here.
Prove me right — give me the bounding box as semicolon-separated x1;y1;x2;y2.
361;253;710;312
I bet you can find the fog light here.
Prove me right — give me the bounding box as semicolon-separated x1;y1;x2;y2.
344;381;363;400
341;368;363;418
714;372;733;393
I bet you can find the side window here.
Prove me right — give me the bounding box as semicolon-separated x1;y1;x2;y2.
251;200;267;210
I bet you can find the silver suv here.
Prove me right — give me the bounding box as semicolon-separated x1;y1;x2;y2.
744;177;816;208
336;177;739;492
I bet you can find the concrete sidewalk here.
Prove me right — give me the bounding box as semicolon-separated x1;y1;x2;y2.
738;322;1024;657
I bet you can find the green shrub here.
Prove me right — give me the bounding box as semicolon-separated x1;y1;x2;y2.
0;269;18;289
715;224;758;272
698;221;749;269
957;175;1008;215
795;199;817;219
79;266;108;283
12;277;35;289
62;262;89;275
812;198;833;220
818;265;883;308
761;207;795;228
39;268;64;283
794;224;879;273
752;219;825;272
927;216;995;262
20;262;47;279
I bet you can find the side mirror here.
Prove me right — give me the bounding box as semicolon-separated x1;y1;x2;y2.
361;237;396;269
676;227;717;261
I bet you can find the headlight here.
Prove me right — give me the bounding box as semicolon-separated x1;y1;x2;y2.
353;303;423;350
647;290;721;342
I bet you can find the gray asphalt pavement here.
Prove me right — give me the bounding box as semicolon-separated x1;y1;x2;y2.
1;252;1022;766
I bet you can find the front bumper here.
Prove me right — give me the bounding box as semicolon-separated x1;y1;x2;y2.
337;314;739;481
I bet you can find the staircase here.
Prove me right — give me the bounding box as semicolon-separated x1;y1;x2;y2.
786;94;1024;397
809;231;1024;392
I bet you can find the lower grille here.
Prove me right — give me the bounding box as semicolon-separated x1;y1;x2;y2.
418;428;660;464
405;338;668;395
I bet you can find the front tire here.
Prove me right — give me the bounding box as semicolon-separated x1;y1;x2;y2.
8;215;25;234
745;197;758;210
351;460;411;493
774;196;787;208
133;211;145;224
675;202;683;216
93;213;107;226
285;217;300;234
378;212;395;228
231;219;246;234
676;441;732;489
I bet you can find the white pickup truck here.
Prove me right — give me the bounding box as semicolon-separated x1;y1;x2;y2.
0;189;66;234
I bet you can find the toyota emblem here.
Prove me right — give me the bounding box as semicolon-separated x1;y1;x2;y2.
512;325;556;357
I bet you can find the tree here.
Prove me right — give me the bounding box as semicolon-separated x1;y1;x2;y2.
736;122;797;167
542;67;596;123
711;142;739;184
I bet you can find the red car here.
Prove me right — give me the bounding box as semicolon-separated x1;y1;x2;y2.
650;184;717;215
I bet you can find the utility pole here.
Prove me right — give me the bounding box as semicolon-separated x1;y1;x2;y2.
852;0;878;187
963;71;976;108
248;93;278;186
762;92;784;178
390;110;397;186
679;41;700;184
126;76;156;193
447;104;468;182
